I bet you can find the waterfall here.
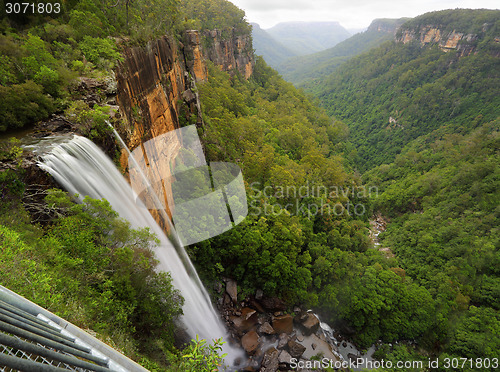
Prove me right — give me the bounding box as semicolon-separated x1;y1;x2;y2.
38;135;241;364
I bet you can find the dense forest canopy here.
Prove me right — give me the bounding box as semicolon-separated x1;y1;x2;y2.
0;0;249;133
0;1;499;371
306;9;500;171
289;8;500;370
397;8;500;36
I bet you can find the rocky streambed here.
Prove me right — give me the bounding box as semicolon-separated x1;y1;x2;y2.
215;278;355;371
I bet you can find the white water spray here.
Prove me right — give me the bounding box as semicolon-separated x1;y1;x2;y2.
38;135;242;364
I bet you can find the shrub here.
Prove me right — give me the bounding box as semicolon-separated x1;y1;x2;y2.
179;336;227;372
69;10;106;40
79;36;123;69
0;81;55;131
34;65;60;97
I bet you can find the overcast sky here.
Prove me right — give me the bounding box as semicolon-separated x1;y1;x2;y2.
229;0;499;30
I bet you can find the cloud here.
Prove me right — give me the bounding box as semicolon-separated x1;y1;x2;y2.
233;0;313;12
230;0;499;29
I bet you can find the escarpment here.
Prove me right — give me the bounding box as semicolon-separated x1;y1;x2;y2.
395;10;500;56
115;29;255;153
113;29;254;224
116;35;199;152
202;28;254;79
397;26;483;55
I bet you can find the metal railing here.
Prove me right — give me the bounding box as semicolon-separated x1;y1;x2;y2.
0;286;149;372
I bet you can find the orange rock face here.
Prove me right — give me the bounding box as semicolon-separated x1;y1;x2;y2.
114;30;254;230
397;25;480;56
202;29;254;78
442;31;464;49
241;330;260;354
272;314;294;334
422;28;441;43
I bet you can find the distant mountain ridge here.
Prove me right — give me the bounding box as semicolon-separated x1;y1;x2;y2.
279;18;408;85
265;21;352;55
251;21;352;68
310;9;500;170
251;23;298;68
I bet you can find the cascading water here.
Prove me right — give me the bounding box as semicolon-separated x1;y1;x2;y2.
38;134;242;365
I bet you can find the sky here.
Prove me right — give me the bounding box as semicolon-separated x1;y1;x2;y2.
228;0;500;30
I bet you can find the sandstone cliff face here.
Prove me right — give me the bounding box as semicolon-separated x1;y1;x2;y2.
184;31;208;82
396;25;491;56
114;30;254;224
202;29;254;79
116;35;199;152
116;29;254;152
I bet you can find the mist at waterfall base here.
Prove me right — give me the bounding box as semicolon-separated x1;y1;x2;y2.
38;135;243;366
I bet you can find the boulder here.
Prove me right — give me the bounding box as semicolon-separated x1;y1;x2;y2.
78;77;105;90
287;340;306;359
255;289;263;300
241;330;260;355
277;333;289;349
213;280;223;294
259;296;286;311
260;347;279;372
278;349;293;365
258;322;275;335
182;89;196;103
295;312;320;336
241;307;257;320
272;314;293;334
230;308;258;334
226;279;238;304
223;292;232;307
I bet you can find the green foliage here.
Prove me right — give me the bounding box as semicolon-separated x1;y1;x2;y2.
79;36;123;69
189;60;436;347
66;101;114;140
447;306;500;360
0;138;23;162
69;10;108;39
179;336;227;372
0;81;55;131
180;0;250;36
0;32;73;131
0;189;183;365
369;344;427;372
0;55;18;85
0;168;25;202
21;33;58;78
308;10;500;170
34;65;60;97
363;120;499;358
0;0;183;132
397;9;500;36
67;0;179;41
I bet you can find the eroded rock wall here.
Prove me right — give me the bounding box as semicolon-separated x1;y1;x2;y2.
115;29;255;152
114;30;254;226
116;36;195;150
396;24;499;56
202;29;254;79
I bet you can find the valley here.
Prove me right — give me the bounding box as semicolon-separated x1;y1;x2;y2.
0;1;498;371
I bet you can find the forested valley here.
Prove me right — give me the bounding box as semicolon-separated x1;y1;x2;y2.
0;1;498;371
